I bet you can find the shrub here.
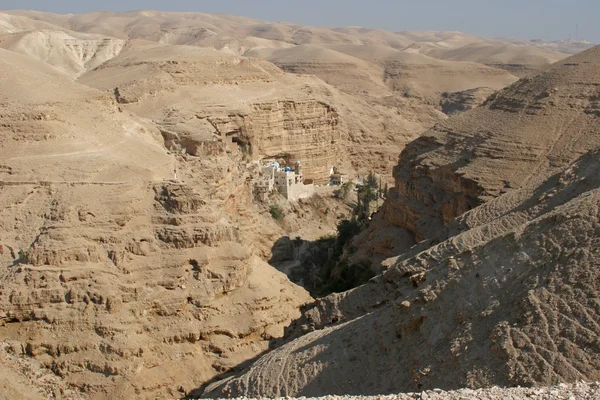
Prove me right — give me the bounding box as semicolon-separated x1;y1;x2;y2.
335;182;355;200
318;261;375;295
336;219;361;249
269;205;284;220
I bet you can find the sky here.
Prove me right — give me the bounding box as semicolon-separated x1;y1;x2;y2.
1;0;598;43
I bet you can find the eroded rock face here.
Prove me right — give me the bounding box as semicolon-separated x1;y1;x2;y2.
76;42;448;185
0;165;310;399
208;100;340;183
202;46;600;399
440;87;497;115
0;49;310;399
205;129;600;400
0;30;126;77
382;45;600;243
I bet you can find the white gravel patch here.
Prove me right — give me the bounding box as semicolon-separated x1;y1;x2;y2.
195;382;600;400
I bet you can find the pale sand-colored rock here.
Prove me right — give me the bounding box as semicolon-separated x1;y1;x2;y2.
1;10;573;182
204;47;600;398
425;42;566;77
439;87;497;115
382;44;600;243
0;9;596;400
75;40;444;182
0;48;311;398
201;382;600;400
0;29;126;77
206;121;600;400
251;44;518;103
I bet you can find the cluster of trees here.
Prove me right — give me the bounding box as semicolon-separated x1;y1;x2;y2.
335;172;388;223
297;171;386;296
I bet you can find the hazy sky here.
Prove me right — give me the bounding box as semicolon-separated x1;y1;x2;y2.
2;0;598;43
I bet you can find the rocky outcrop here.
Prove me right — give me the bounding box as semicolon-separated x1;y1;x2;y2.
0;30;126;77
77;43;348;184
381;45;600;243
205;133;600;400
208;100;340;183
440;87;496;115
0;161;310;399
202;46;600;399
0;50;310;399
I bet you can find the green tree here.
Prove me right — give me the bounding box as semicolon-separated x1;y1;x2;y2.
336;218;361;250
367;172;377;190
269;205;283;220
294;236;303;259
354;172;378;223
335;181;355;200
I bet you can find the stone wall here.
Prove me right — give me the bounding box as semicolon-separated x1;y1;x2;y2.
286;183;315;201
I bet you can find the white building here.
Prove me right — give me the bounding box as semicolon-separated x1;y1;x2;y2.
330;173;345;185
254;160;314;201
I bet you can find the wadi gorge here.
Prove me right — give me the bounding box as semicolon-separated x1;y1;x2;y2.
206;45;600;398
0;9;598;400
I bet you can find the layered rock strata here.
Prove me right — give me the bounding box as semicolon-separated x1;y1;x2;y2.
206;130;600;400
0;49;310;399
382;45;600;242
203;45;600;399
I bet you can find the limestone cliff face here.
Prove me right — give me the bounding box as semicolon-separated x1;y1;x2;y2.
440;87;497;115
382;135;484;242
76;43;349;184
0;156;311;399
0;51;310;399
381;45;600;242
208;100;340;183
205;103;600;400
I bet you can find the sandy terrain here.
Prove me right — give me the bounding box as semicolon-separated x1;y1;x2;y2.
0;9;597;400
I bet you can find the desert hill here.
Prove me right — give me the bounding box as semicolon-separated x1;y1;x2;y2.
425;42;566;77
0;29;126;77
256;44;518;104
0;10;583;179
245;44;390;96
77;41;359;182
0;12;62;34
0;48;313;398
349;44;600;269
204;45;600;398
382;44;600;242
374;51;516;103
206;146;600;397
1;10;584;65
0;9;597;400
75;40;447;182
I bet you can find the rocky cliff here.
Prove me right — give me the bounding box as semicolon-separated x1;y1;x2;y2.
381;45;600;243
77;43;348;184
207;146;600;398
207;100;340;184
440;87;497;115
1;11;591;399
0;48;310;399
204;48;600;396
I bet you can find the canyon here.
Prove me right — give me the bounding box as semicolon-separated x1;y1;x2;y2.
205;44;600;398
0;9;598;400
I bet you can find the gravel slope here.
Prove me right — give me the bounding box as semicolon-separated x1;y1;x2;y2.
195;382;600;400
